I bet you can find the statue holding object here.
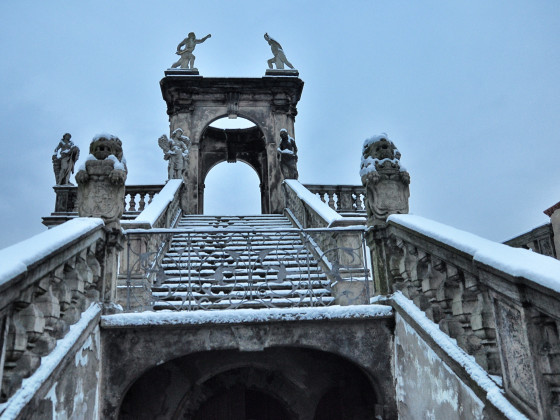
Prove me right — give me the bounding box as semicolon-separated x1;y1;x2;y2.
158;128;191;179
277;129;299;180
264;33;295;70
52;133;80;185
171;32;211;70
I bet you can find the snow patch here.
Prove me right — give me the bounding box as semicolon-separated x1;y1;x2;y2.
284;180;342;226
0;218;104;286
389;214;560;294
101;304;393;327
130;179;182;227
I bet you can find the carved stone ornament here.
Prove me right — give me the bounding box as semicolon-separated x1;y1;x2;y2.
277;128;298;180
360;133;410;226
52;133;80;185
158;128;191;180
264;33;295;70
75;134;128;229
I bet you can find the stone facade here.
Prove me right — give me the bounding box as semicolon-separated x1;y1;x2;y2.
159;74;304;214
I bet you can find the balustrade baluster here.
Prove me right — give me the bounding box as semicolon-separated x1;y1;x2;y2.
138;193;146;211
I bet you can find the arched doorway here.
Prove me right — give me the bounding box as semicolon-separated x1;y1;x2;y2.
199;119;269;213
118;347;381;420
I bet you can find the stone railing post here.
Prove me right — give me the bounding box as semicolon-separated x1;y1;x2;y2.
360;134;410;295
76;134;127;312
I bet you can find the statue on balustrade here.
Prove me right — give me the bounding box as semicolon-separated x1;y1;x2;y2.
360;134;410;226
264;33;295;70
75;134;128;229
158;128;191;179
171;32;211;70
277;128;299;180
52;133;80;185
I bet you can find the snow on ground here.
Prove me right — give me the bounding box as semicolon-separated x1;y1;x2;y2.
0;304;101;420
390;292;528;420
101;304;393;327
0;218;104;286
284;180;342;226
129;179;182;226
388;214;560;294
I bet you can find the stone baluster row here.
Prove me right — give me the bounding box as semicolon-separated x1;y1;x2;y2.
0;241;104;401
385;235;500;374
303;184;366;213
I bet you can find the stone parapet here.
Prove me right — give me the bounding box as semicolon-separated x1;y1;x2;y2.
370;213;560;419
0;218;106;402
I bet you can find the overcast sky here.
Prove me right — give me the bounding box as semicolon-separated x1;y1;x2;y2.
1;1;559;249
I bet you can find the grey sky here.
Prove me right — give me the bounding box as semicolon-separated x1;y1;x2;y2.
1;1;559;249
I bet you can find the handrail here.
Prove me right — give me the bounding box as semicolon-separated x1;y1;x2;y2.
0;218;107;402
370;213;560;419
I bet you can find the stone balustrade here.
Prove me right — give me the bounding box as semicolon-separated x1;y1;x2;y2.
44;185;164;227
118;180;184;310
369;213;560;419
0;218;106;402
304;184;365;214
284;180;371;305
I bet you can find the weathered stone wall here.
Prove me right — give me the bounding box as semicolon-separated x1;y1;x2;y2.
394;313;487;420
9;311;101;420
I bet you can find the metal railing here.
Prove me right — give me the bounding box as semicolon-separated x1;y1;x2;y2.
121;226;371;311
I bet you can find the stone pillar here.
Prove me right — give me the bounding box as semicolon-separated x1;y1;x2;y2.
76;134;127;311
361;134;410;295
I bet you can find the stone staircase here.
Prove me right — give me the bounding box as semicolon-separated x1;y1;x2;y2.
152;215;334;310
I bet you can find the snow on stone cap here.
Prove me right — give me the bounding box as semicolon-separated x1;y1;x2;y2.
389;214;560;294
91;133;119;142
362;132;389;150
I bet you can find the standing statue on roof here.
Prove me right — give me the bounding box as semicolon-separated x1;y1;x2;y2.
264;33;295;70
277;129;298;180
52;133;80;185
171;32;211;70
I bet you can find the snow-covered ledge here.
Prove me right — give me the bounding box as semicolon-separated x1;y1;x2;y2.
121;179;183;230
370;213;560;419
0;218;106;404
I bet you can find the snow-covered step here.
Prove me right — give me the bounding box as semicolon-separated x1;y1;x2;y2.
152;214;335;311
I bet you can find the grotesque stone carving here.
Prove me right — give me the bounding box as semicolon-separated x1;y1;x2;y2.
52;133;80;185
158;128;191;179
277;129;298;180
264;33;295;70
75;134;127;229
360;134;410;226
171;32;211;70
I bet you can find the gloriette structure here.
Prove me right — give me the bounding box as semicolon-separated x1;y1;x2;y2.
1;36;560;420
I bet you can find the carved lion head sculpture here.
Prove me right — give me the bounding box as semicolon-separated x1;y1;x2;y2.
89;134;124;161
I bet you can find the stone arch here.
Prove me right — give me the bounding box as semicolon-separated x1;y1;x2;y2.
117;347;381;420
199;123;269;213
160;74;304;214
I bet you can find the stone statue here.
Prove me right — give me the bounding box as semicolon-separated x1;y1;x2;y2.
264;33;294;70
360;134;410;226
277;129;298;180
158;128;191;179
171;32;211;70
75;134;128;229
52;133;80;185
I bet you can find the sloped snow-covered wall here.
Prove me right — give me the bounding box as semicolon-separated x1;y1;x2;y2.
394;313;486;420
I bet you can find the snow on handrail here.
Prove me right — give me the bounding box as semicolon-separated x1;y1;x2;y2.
124;179;182;228
0;218;104;288
388;214;560;294
284;180;343;226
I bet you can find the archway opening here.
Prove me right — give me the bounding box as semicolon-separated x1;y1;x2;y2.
200;117;268;214
203;161;261;215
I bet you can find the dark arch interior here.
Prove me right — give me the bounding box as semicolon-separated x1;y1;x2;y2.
200;125;268;214
118;347;380;420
